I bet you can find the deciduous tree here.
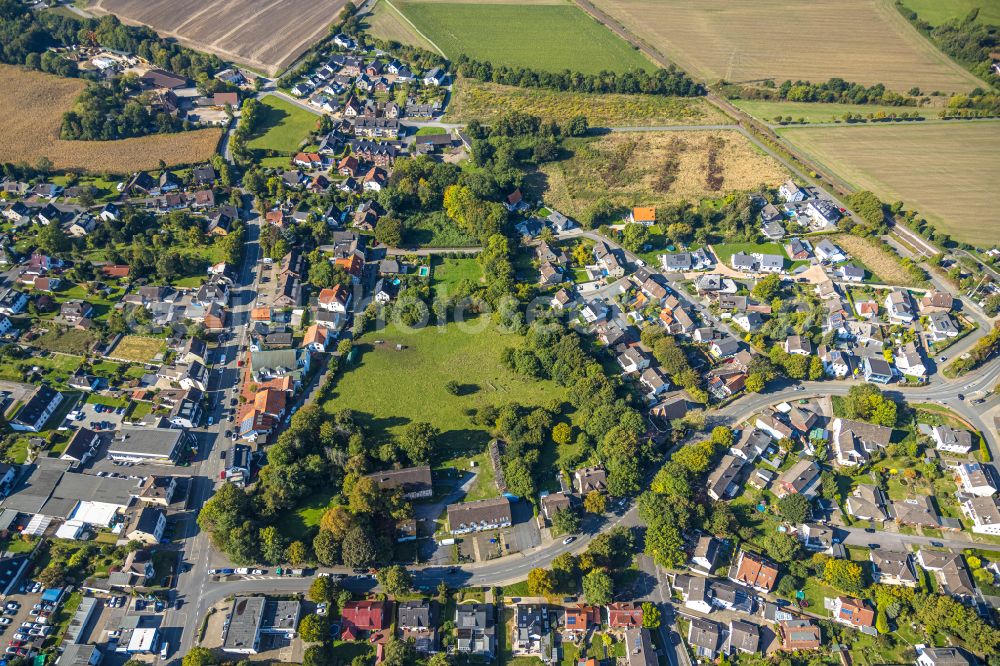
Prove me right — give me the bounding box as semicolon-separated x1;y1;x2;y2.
582;569;613;605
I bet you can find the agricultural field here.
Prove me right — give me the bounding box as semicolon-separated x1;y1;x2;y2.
780;122;1000;243
0;65;221;174
588;0;985;92
110;336;167;364
732;99;937;124
363;0;438;53
900;0;1000;25
88;0;347;74
539;130;789;219
446;79;727;127
393;1;653;74
246;95;319;155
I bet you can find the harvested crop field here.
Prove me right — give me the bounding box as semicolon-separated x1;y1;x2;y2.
394;1;653;74
539;130;789;218
780;122;1000;244
0;65;221;174
588;0;984;92
89;0;347;75
364;0;438;53
446;79;727;127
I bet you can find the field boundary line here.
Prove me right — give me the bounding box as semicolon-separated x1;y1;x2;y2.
382;0;447;58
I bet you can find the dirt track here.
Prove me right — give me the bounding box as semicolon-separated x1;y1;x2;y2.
90;0;347;75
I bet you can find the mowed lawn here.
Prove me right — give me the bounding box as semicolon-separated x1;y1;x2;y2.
246;95;319;154
324;320;564;454
900;0;1000;25
732;99;935;124
780;122;1000;244
588;0;984;92
395;1;653;74
432;256;482;296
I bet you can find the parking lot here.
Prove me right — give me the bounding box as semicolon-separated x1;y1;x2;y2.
68;398;128;433
0;583;56;659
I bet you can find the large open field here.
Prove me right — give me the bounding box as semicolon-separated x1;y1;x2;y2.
325;320;563;456
588;0;984;92
538;130;789;218
780;122;1000;244
732;99;937;124
89;0;346;75
393;1;653;74
363;0;439;53
900;0;1000;25
246;95;319;154
0;65;220;173
446;79;727;127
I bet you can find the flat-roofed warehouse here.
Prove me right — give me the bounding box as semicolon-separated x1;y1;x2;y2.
0;460;138;527
108;427;193;464
223;596;301;654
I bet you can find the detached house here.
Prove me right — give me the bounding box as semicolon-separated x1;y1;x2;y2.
318;285;351;314
729;549;779;592
629;207;656;226
829;597;875;632
870;550;917;587
455;604;495;657
885;290;914;322
778;180;805;203
774;459;821;498
341;600;391;641
574;467;607;494
931;425;973;454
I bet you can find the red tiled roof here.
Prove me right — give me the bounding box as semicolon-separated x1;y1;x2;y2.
607;602;643;628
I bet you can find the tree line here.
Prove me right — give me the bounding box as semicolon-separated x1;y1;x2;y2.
728;77;918;106
896;3;1000;85
454;54;704;97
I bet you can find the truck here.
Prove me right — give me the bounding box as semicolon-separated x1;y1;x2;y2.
289;569;305;576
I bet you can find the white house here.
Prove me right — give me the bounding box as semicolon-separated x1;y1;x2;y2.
814;239;846;263
916;648;975;666
962;495;1000;535
931;425;973;454
894;342;926;377
956;462;998;497
885;290;914;322
778;180;805;203
928;312;960;339
318;285;351;314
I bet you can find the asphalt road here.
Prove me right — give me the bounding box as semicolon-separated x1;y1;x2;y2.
167;212;262;656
